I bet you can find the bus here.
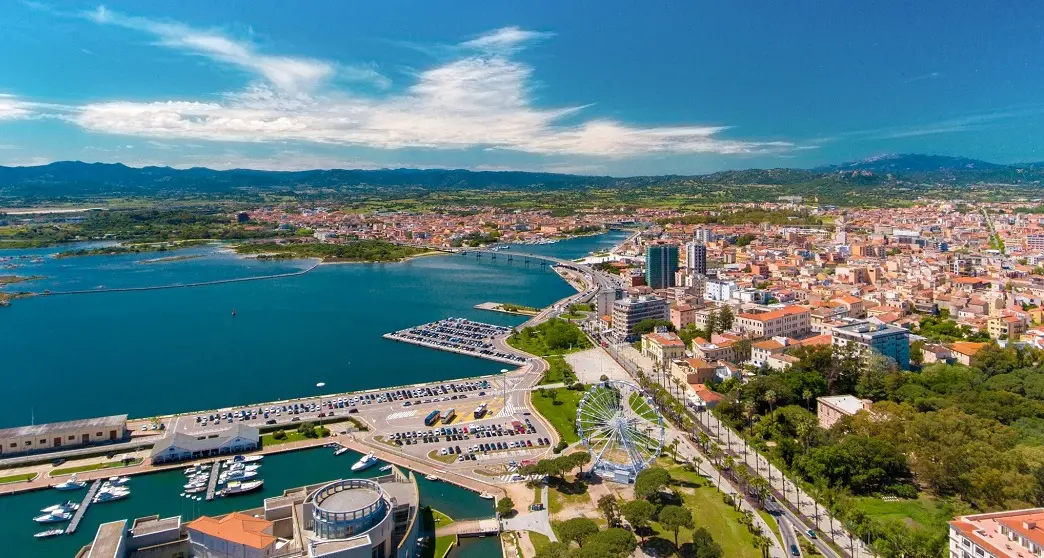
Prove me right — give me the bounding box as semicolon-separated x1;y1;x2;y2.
441;408;456;424
424;410;441;427
474;403;487;419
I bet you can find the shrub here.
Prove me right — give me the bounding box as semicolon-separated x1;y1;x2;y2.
554;440;568;454
272;430;287;440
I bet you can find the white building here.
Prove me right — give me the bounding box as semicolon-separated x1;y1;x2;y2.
705;279;737;302
150;423;259;464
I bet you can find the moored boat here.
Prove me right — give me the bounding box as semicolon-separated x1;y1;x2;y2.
333;446;350;456
479;492;495;500
425;475;439;481
40;501;77;514
351;453;378;472
33;510;72;523
54;476;86;491
221;479;263;496
34;529;64;538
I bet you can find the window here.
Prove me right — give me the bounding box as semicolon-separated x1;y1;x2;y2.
96;432;103;437
68;435;75;441
8;443;15;448
39;439;46;444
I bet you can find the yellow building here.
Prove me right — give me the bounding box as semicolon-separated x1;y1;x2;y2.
0;415;127;455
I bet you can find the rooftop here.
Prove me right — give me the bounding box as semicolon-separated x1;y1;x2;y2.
0;414;127;439
950;508;1044;558
818;395;867;415
187;512;276;550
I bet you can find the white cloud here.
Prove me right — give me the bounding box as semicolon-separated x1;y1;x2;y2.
84;6;386;91
19;11;794;158
462;26;554;53
0;95;32;120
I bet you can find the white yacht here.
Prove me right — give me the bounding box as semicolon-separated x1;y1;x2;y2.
220;470;258;482
93;488;130;503
221;479;263;496
425;475;439;481
379;465;393;472
351;453;378;472
226;462;260;473
34;528;64;538
333;446;350;456
229;454;263;465
107;476;131;486
40;501;78;514
33;510;72;523
53;476;87;491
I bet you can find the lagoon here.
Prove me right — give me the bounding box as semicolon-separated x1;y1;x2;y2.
0;231;629;428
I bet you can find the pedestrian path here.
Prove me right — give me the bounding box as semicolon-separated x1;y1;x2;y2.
385;410;418;420
491;473;544;483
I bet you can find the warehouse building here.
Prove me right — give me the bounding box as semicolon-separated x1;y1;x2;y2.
150;423;259;465
0;414;127;456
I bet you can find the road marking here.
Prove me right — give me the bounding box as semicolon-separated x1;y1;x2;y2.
385;410;418;421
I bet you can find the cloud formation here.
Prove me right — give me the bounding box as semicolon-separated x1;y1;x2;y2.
22;8;795;158
85;6;385;91
0;95;31;120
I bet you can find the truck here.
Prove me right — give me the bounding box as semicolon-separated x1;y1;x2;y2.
442;408;456;424
474;403;487;419
424;409;441;426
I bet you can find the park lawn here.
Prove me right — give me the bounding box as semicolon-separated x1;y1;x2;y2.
51;458;143;477
433;535;455;558
541;356;578;385
548;480;591;517
628;392;660;422
529;532;552;554
432;509;455;529
260;426;329;447
0;472;36;484
531;387;584;444
851;494;944;530
533;484;543;504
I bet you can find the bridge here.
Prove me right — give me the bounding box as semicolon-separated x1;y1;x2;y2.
435;517;501;538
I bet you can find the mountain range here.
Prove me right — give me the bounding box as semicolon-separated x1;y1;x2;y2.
2;154;1043;199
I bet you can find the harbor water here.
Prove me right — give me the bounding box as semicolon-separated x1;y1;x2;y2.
0;231;629;428
0;446;495;556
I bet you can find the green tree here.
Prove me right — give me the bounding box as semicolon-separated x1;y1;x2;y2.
583;528;637;557
496;496;515;516
690;527;723;558
558;517;599;548
634;467;671;499
534;542;571;558
597;494;620;527
658;505;693;547
717;306;735;331
621;499;655;541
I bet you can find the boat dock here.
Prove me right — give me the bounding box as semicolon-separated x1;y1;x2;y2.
66;479;102;535
205;464;221;501
383;318;527;366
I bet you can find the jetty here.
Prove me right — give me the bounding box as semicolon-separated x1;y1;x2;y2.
473;302;539;316
41;262;320;296
383;318;526;366
66;479;102;535
205;464;221;501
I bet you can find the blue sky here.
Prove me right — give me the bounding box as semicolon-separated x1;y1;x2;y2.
1;1;1043;175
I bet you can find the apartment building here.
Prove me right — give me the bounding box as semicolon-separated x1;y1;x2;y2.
641;331;687;365
736;306;811;339
612;295;669;342
646;243;679;289
988;314;1028;340
817;395;872;429
831;320;911;369
949;508;1044;558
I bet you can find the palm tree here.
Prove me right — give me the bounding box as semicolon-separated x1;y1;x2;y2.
748;476;770;508
803;388;814;411
795;415;814;454
696;431;710;452
723;455;735;479
763;390;777;415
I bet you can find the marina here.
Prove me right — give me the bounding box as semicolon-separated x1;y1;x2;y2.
383;318;527;365
65;479;101;535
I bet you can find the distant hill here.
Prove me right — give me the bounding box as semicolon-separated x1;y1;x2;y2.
1;155;1043;201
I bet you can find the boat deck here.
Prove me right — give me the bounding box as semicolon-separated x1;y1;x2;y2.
66;479;101;535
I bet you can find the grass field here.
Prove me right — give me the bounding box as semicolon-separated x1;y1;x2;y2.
260;426;329;447
547;480;590;516
758;510;783;546
529;531;552;554
0;472;37;484
851;494;945;530
531;387;584;444
432;509;455;529
51;458;143;477
433;535;455;558
541;356;578;385
427;450;459;464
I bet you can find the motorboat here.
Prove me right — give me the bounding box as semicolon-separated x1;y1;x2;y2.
93;488;130;503
221;480;263;496
351;453;378;472
34;528;64;538
33;510;72;523
184;465;201;476
379;465;393;472
479;492;495;500
184;485;206;494
227;462;260;473
425;475;439;481
219;470;258;482
54;476;87;491
230;454;263;464
107;476;131;486
40;501;78;514
333;446;350;456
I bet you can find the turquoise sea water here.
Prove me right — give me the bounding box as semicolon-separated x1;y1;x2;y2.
0;231;629;429
0;447;494;557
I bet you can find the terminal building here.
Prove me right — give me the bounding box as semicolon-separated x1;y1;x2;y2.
81;468;422;558
0;414;127;456
150;423;260;465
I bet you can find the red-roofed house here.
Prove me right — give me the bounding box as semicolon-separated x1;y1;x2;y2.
641;331;687;365
950;507;1044;558
736;306;811;339
187;512;278;557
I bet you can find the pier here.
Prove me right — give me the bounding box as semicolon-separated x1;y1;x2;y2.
205;463;221;501
66;479;102;535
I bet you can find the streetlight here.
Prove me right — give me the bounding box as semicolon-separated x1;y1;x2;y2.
500;369;510;410
316;382;326;430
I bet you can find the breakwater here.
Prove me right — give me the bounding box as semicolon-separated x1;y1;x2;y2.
39;261;320;296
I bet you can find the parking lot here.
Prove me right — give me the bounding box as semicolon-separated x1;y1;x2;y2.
383;416;551;465
386;318;527;364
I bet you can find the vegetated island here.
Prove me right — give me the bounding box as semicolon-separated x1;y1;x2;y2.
54;240;211;259
138;254;204;265
0;275;44;286
233;240;434;263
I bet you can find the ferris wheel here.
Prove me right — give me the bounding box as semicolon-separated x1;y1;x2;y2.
575;380;665;483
